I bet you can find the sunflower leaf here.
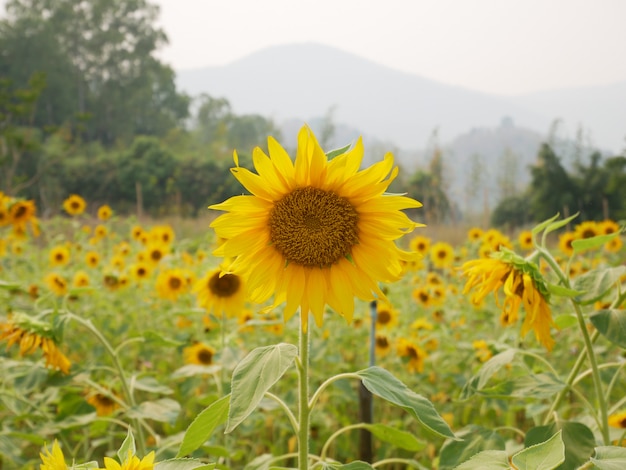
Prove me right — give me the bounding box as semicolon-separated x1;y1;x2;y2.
590;309;626;348
543;212;580;236
117;428;136;462
531;213;561;236
572;232;619;253
572;266;626;305
512;430;564;470
363;423;426;451
326;143;352;159
590;446;626;469
226;343;298;433
155;459;215;469
356;366;456;439
176;395;229;457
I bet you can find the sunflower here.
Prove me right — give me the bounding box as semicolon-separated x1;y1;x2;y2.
518;230;534;250
574;220;599;239
49;245;71;266
156;268;189;301
412;287;432;308
143;242;169;266
430;242;455;269
599;219;620;235
608;410;626;429
0;315;71;374
472;339;493;362
129;262;152;282
87;392;120;416
467;227;483;242
85;251;101;268
460;249;556;350
410;317;434;333
40;440;68;470
150;224;176;245
131;224;145;241
93;224;108;240
103;450;156;470
396;337;427;373
8;199;36;228
409;235;431;256
97;204;113;221
110;254;126;270
210;126;422;329
374;333;392;357
72;270;90;288
44;273;68;297
558;231;578;256
604;236;623;253
193;267;246;318
375;301;399;330
0;205;9;227
62;194;86;216
183;342;216;366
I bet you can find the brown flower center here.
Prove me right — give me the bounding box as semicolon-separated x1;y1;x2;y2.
197;348;213;364
269;186;359;268
377;310;392;325
209;272;241;297
169;277;182;290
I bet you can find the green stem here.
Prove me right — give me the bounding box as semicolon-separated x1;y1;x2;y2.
372;458;423;468
67;312;147;456
297;311;310;470
320;423;366;461
308;372;361;412
265;391;299;436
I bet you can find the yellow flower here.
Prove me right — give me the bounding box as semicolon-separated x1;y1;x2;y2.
608;410;626;429
430;242;455;269
472;339;493;362
374;333;391;357
210;126;422;329
412;286;432;308
63;194;86;216
72;270;90;288
129;262;152;282
558;231;578;256
49;245;71;266
103;450;155;470
143;242;169;266
461;250;556;350
40;440;68;470
518;230;534;250
396;337;427;373
87;391;120;416
409;235;431;256
410;317;434;332
131;225;144;241
183;342;216;366
574;220;599;239
467;227;483;242
156;268;189;301
149;225;175;245
85;251;101;268
604;235;623;253
97;204;113;221
8;199;37;228
375;301;399;330
45;272;69;296
193;267;246;318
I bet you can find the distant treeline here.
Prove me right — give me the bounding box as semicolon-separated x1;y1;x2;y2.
1;0;625;226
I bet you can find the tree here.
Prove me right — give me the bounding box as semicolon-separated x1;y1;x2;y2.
1;0;189;145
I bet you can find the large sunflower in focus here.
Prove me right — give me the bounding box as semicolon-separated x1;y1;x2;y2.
210;126;422;329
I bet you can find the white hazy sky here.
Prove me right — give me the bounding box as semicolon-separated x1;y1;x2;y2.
153;0;626;95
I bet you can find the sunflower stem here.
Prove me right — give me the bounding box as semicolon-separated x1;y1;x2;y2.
297;311;310;470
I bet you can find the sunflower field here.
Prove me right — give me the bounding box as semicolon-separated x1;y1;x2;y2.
1;127;626;470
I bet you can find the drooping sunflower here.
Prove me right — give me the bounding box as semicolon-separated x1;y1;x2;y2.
193;267;246;318
460;248;556;350
97;204;113;221
210;126;422;328
62;194;87;216
39;440;68;470
183;342;216;366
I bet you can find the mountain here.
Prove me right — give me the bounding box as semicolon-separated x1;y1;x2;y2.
176;42;554;152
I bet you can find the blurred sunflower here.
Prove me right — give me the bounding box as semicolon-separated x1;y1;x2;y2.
129;262;152;282
558;231;577;256
375;301;399;330
396;337;427;373
574;220;599;239
62;194;86;216
150;225;175;245
8;199;37;229
430;242;455;269
467;227;483;242
472;339;493;362
184;342;216;366
194;267;246;318
210;125;422;329
0;314;71;374
518;230;534;250
156;268;189;301
410;317;434;333
49;245;70;267
599;219;620;236
412;287;432;308
103;273;122;291
409;235;431;256
0;205;9;227
374;333;391;357
85;251;101;268
72;270;90;288
87;391;120;416
39;440;67;470
608;410;626;429
94;224;108;239
131;224;145;241
460;249;556;350
110;254;126;270
604;235;623;253
97;204;113;221
44;273;68;297
143;242;169;266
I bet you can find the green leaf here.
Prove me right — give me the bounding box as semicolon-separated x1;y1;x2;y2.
512;430;564;470
508;373;565;399
243;454;273;470
71;462;100;469
573;267;626;305
543;213;579;237
326;143;351;159
127;398;181;424
155;459;215;470
546;283;584;298
554;314;578;329
439;425;505;470
143;330;184;347
332;462;375;469
525;422;595;470
133;376;174;394
364;423;425;451
572;233;619;254
117;428;136;462
460;349;517;399
590;309;626;349
356;367;455;439
590;446;626;469
226;343;297;433
532;213;561;236
177;395;230;457
454;450;511;469
171;364;222;379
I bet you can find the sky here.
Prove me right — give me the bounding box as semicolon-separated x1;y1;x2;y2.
153;0;626;96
